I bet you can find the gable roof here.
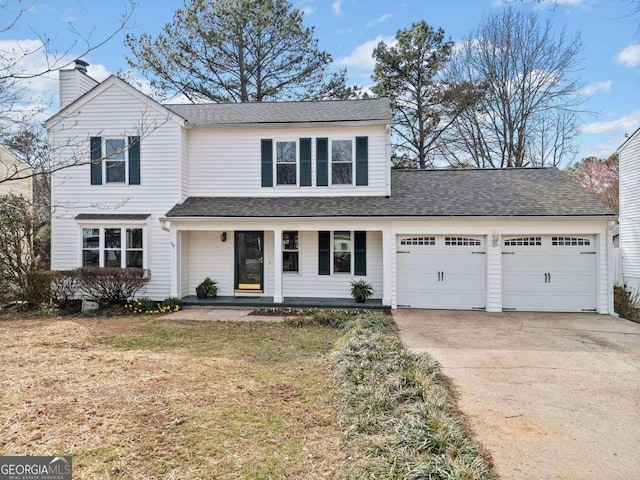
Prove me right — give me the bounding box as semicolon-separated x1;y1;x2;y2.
45;75;186;128
617;126;640;153
165;167;615;218
163;98;391;126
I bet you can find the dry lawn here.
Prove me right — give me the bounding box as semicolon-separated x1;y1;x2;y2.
0;316;343;479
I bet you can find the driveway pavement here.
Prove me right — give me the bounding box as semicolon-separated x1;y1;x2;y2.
393;310;640;480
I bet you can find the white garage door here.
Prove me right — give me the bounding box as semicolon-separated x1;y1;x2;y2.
396;236;486;309
502;236;597;312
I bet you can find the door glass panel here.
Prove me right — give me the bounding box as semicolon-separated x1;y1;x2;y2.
235;232;263;290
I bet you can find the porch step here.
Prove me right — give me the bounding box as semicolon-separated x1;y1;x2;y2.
182;296;389;310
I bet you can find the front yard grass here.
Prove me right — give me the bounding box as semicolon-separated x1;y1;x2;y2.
0;316;343;479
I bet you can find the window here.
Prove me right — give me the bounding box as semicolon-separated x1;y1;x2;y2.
105;138;126;183
552;236;591;246
333;231;351;273
82;228;100;267
276;141;297;185
282;231;299;272
331;139;353;185
504;237;542;246
82;227;144;268
445;237;482;246
400;237;435;246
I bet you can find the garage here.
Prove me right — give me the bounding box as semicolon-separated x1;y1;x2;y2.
396;235;486;309
502;235;597;312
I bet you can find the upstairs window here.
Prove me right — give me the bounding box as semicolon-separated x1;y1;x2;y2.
105;138;127;183
276;141;297;185
331;139;353;185
90;136;140;186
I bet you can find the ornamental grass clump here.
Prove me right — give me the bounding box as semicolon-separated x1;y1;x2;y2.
333;313;493;479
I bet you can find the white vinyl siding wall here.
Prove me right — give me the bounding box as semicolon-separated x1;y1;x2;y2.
187;125;388;197
49;81;184;299
619;132;640;291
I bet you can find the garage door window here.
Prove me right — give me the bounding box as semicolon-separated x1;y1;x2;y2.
504;237;542;246
400;237;435;246
552;237;591;246
445;237;481;246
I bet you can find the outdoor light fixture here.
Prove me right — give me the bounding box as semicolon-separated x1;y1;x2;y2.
492;231;500;248
221;232;227;242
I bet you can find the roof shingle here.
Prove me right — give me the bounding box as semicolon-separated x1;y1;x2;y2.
165;168;615;218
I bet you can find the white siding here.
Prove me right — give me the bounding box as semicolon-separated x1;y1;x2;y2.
485;237;502;312
59;69;99;109
619;131;640;290
49;80;184;299
187;125;388;197
0;148;32;199
183;231;235;296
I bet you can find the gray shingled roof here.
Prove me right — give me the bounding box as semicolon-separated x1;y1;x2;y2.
165;168;615;218
163;98;391;125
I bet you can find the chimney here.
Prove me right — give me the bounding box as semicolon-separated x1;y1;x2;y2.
59;58;99;110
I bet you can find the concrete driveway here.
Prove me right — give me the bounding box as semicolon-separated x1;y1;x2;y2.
393;310;640;480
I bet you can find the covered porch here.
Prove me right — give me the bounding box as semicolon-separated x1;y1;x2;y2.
182;295;388;309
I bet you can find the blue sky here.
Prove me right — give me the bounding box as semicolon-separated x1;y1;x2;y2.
3;0;639;162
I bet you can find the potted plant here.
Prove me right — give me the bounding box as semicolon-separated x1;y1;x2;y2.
196;277;218;299
350;279;374;303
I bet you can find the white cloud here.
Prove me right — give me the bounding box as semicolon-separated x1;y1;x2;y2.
581;110;640;135
367;14;393;28
581;80;612;96
332;0;342;15
616;44;640;68
338;36;395;72
300;5;315;15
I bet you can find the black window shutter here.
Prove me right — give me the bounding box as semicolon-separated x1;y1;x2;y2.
90;136;102;185
354;231;367;276
128;136;141;185
316;138;328;187
300;138;312;186
318;231;330;275
261;139;273;187
355;136;368;186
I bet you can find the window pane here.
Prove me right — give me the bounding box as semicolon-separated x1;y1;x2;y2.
82;250;99;267
332;140;352;163
127;228;143;249
334;231;351;272
106;161;126;183
105;229;121;248
104;249;121;267
334;231;350;252
276;141;296;163
283;252;299;272
334;252;351;273
282;231;298;250
126;250;143;268
332;163;352;184
276;164;296;185
83;228;99;248
105;139;125;159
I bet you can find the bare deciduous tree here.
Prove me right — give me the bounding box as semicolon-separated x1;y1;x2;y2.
443;8;583;168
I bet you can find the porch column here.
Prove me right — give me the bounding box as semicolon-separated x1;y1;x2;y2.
169;228;181;298
382;227;393;307
273;227;283;303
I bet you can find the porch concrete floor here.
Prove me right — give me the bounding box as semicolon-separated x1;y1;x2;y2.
182;296;388;309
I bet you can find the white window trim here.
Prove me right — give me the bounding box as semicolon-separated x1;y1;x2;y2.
273;139;299;187
77;223;148;269
329;138;355;187
332;230;353;275
103;138;129;185
282;230;301;274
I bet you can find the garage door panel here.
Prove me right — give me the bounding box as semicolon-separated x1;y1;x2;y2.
502;235;597;312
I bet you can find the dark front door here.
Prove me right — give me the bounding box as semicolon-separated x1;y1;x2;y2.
235;231;264;292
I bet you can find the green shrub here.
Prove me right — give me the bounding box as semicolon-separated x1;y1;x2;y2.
127;296;183;315
77;267;151;308
197;277;218;297
614;285;640;322
161;296;183;309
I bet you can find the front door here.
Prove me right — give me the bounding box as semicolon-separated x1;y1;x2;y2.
235;231;264;292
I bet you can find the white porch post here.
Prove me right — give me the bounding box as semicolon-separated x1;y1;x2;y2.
273;227;283;303
382;227;393;307
170;228;181;298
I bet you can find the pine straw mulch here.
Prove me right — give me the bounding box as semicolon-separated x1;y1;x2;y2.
0;316;343;479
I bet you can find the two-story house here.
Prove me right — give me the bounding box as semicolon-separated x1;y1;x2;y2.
47;60;616;313
0;145;32;200
617;128;640;292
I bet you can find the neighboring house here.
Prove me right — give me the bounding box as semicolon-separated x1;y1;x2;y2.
0;145;32;199
617;127;640;292
46;60;616;313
